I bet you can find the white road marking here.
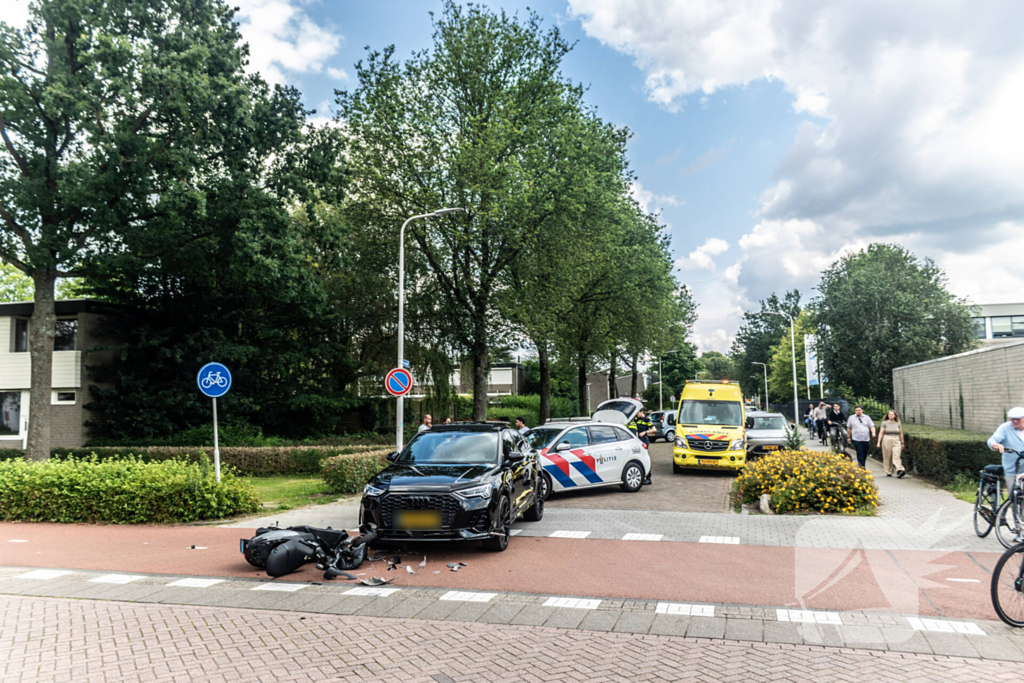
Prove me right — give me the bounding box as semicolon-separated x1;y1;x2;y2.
544;597;601;609
8;539;28;543
168;578;224;588
776;609;842;625
510;529;523;536
16;570;72;580
440;591;497;602
251;583;308;592
549;530;591;539
945;578;980;583
699;536;740;545
622;533;663;541
344;586;400;597
90;574;145;585
655;603;716;617
907;617;986;635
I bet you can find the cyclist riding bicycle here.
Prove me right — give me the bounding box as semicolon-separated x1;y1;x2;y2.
826;403;848;453
989;407;1024;518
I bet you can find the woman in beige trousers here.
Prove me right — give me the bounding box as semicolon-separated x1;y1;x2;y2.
876;409;906;478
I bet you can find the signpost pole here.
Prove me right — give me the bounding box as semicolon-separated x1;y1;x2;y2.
212;397;221;483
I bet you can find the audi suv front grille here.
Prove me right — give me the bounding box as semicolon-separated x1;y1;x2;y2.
379;494;461;528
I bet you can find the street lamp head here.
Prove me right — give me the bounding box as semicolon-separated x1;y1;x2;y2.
432;207;466;216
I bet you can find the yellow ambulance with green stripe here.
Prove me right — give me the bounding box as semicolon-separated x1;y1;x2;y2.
672;380;747;472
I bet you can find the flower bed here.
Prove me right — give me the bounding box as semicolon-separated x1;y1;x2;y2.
736;448;878;514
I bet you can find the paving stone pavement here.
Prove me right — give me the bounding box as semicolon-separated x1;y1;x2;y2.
2;594;1020;683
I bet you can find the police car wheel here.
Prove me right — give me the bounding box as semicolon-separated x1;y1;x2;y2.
621;461;644;492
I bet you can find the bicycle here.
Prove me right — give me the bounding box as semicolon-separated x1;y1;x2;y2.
828;421;848;455
974;464;1004;538
995;452;1024;549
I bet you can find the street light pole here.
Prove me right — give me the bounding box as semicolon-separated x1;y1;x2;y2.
752;362;768;411
397;207;466;452
657;349;680;412
765;311;800;426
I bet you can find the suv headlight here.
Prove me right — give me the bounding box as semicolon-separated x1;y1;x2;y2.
730;440;745;451
453;484;492;500
363;483;386;497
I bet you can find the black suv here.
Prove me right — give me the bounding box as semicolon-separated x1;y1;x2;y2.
359;423;543;551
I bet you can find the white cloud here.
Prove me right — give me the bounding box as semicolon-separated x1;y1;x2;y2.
676;237;729;271
1;0;31;29
630;180;681;214
234;0;343;84
571;0;1024;342
326;67;350;81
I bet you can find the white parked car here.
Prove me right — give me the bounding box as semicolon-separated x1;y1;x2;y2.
523;420;651;500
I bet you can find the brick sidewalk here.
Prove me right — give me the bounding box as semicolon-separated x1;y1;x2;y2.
1;595;1016;683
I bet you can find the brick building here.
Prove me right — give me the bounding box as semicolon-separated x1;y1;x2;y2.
0;299;117;449
892;339;1024;432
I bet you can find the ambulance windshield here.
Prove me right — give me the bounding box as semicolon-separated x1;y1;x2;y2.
678;400;743;426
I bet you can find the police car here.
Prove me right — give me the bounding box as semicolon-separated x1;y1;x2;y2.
523;410;651;500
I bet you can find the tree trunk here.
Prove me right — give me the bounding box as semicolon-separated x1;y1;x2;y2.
630;353;639;398
26;270;56;460
577;353;587;416
608;351;617;400
537;341;551;425
472;346;488;421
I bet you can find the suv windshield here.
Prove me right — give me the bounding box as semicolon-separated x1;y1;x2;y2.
679;400;743;426
752;416;787;430
596;401;635;415
398;431;499;465
524;428;562;449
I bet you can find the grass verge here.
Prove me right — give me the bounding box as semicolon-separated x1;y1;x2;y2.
244;475;356;512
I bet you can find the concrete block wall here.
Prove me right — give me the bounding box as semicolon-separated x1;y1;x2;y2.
893;340;1024;432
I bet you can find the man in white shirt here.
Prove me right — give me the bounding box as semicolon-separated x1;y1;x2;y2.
418;414;432;433
515;416;529;435
847;406;876;468
812;402;828;445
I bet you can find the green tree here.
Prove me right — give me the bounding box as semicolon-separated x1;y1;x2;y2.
699;351;736;381
644;339;701;409
0;0;261;458
337;3;585;420
766;310;814;402
811;243;977;402
730;290;802;398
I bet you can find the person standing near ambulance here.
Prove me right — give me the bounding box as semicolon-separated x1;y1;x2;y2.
628;406;656;485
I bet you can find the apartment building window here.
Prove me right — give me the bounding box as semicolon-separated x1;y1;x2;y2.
13;319;27;352
54;319;77;351
0;392;20;435
992;316;1024;338
972;317;987;339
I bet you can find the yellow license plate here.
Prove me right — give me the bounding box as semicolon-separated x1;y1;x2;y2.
698;459;718;466
763;445;779;450
396;510;442;529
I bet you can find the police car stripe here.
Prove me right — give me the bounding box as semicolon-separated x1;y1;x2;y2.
569;460;603;484
544;463;577;488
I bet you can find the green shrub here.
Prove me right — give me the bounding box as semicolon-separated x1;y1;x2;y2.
0;456;259;523
497;394;576;419
736;448;878;514
486;406;539;429
320;450;391;494
45;445;390;476
899;424;996;484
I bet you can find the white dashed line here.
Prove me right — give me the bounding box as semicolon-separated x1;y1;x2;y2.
8;539;28;543
344;586;400;597
440;591;497;602
655;603;715;617
549;530;591;539
945;578;980;583
699;536;740;545
168;578;224;588
510;529;523;536
544;597;601;609
907;617;986;635
90;574;146;585
16;570;72;580
776;609;842;625
251;583;308;592
622;533;663;541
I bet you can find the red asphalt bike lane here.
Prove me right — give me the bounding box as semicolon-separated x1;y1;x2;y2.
0;522;1004;622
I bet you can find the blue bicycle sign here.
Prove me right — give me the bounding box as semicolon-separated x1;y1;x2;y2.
197;362;232;398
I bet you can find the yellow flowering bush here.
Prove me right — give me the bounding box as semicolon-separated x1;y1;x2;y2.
736;448;878;514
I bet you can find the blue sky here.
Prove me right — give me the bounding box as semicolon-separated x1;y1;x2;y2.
8;0;1022;352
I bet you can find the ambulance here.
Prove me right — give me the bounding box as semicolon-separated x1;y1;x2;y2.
672;379;747;473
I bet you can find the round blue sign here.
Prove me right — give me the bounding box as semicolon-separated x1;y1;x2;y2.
197;362;232;398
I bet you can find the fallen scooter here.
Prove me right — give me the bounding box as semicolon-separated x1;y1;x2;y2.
241;525;379;579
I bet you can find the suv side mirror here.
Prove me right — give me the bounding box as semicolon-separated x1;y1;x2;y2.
386;451;399;462
506;451;525;465
555;441;572;452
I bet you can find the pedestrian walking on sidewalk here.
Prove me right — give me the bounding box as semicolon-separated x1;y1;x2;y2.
987;406;1024;500
847;406;876;468
876;409;905;478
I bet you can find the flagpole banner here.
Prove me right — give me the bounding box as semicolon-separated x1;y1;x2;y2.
804;334;820;387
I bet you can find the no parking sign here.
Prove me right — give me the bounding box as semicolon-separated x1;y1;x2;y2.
385;368;414;397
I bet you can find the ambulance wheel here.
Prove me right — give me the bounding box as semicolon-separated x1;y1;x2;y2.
673;462;684;474
621;461;644;492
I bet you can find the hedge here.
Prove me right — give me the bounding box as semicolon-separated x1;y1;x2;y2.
1;445;393;476
737;448;878;514
486;406;539;429
895;424;998;484
320;449;391;494
0;457;259;523
497;394;576;420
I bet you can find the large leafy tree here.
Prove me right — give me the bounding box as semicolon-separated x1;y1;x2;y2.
337;3;584;419
0;0;261;457
811;243;976;402
730;290;802;398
